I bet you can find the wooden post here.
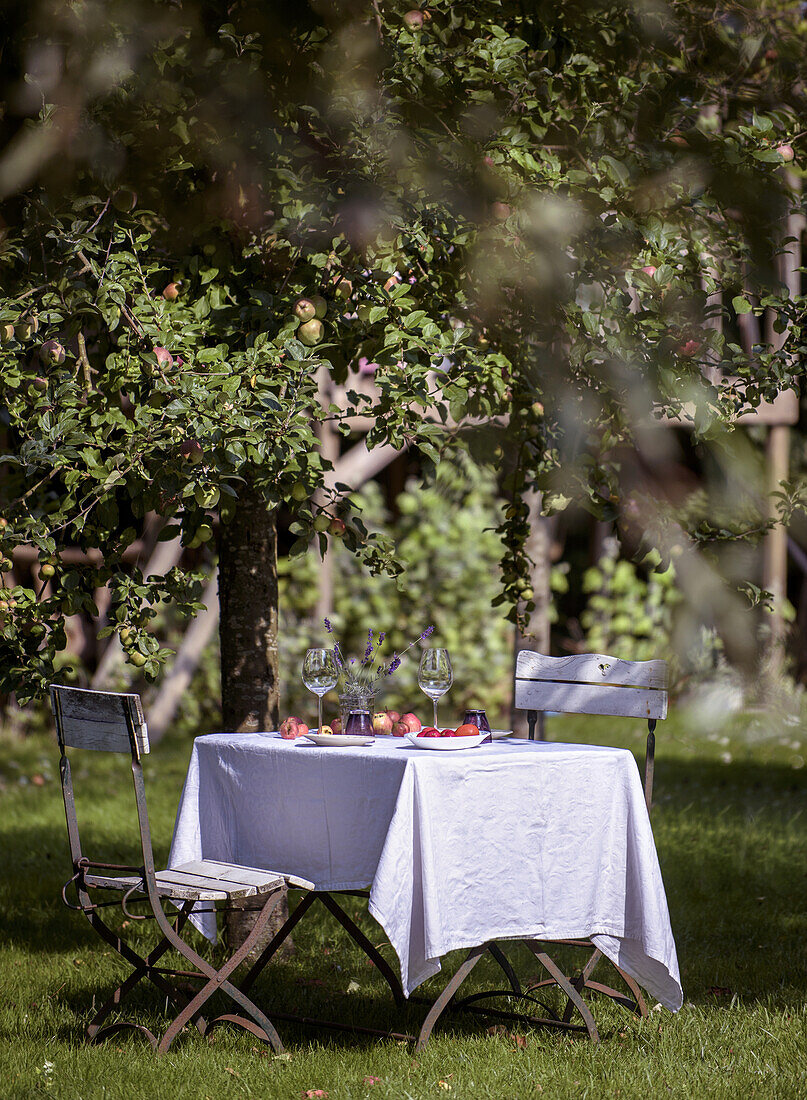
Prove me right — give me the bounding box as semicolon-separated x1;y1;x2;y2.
761;172;802;663
762;425;790;658
314;415;339;623
511;489;551;739
147;570;220;744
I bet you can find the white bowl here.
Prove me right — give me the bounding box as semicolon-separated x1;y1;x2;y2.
405;730;487;751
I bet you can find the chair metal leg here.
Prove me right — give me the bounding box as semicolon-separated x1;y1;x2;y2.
152;885;287;1054
82;898;208;1043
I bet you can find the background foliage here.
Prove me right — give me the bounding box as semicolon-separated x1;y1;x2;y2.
0;0;805;709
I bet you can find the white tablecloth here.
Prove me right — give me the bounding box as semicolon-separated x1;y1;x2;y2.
169;733;682;1009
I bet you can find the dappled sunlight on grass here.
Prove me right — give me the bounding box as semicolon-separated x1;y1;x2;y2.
1;713;805;1098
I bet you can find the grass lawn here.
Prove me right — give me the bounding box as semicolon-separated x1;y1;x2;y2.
1;709;805;1099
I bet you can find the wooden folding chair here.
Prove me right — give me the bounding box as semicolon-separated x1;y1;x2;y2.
51;684;288;1054
512;650;668;1025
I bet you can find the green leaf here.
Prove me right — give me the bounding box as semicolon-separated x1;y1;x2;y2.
731;295;752;315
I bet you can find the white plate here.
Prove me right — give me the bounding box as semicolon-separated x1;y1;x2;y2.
302;733;375;747
405;730;487;751
490;729;515;739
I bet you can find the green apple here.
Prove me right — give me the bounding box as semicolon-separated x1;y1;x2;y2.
293;297;317;322
298;318;324;346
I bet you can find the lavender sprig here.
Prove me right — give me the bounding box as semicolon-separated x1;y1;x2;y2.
323;619;434;689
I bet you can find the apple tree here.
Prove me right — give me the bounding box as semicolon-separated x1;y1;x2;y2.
1;0;805;718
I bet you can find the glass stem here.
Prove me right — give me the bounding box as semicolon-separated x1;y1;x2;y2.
318;694;323;733
433;698;439;728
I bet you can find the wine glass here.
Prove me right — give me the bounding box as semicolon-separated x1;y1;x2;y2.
418;648;453;728
302;648;339;734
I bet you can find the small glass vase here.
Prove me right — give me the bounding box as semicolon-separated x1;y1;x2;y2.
339;688;375;733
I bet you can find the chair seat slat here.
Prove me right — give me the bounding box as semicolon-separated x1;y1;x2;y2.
175;860;285;889
84;865;284;901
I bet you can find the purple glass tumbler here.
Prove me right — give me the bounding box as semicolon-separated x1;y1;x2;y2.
344;710;374;737
463;709;492;743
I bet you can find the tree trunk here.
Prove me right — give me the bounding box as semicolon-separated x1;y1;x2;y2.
219;480;280;733
511;489;552;739
218;479;291;957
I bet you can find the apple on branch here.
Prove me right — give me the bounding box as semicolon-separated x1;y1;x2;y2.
153;346;174;368
40;339;65;367
298;318;324;346
293;297;317;322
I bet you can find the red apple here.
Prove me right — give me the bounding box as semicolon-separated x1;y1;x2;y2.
329;517;346;537
280;716;305;739
439;729;455;738
387;710;401;724
373;712;394;735
491;201;511;221
392;721;410;737
679;339;700;357
454;723;480;737
383;275;400;293
331;718;343;735
400;712;421;733
776;143;795;163
180;438;203;463
162;282;180;301
403;10;424;29
153;346;174;368
419;727;440;737
40;339;65;367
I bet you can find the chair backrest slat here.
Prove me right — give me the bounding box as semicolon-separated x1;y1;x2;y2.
515;652;667;721
51;685;150;755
